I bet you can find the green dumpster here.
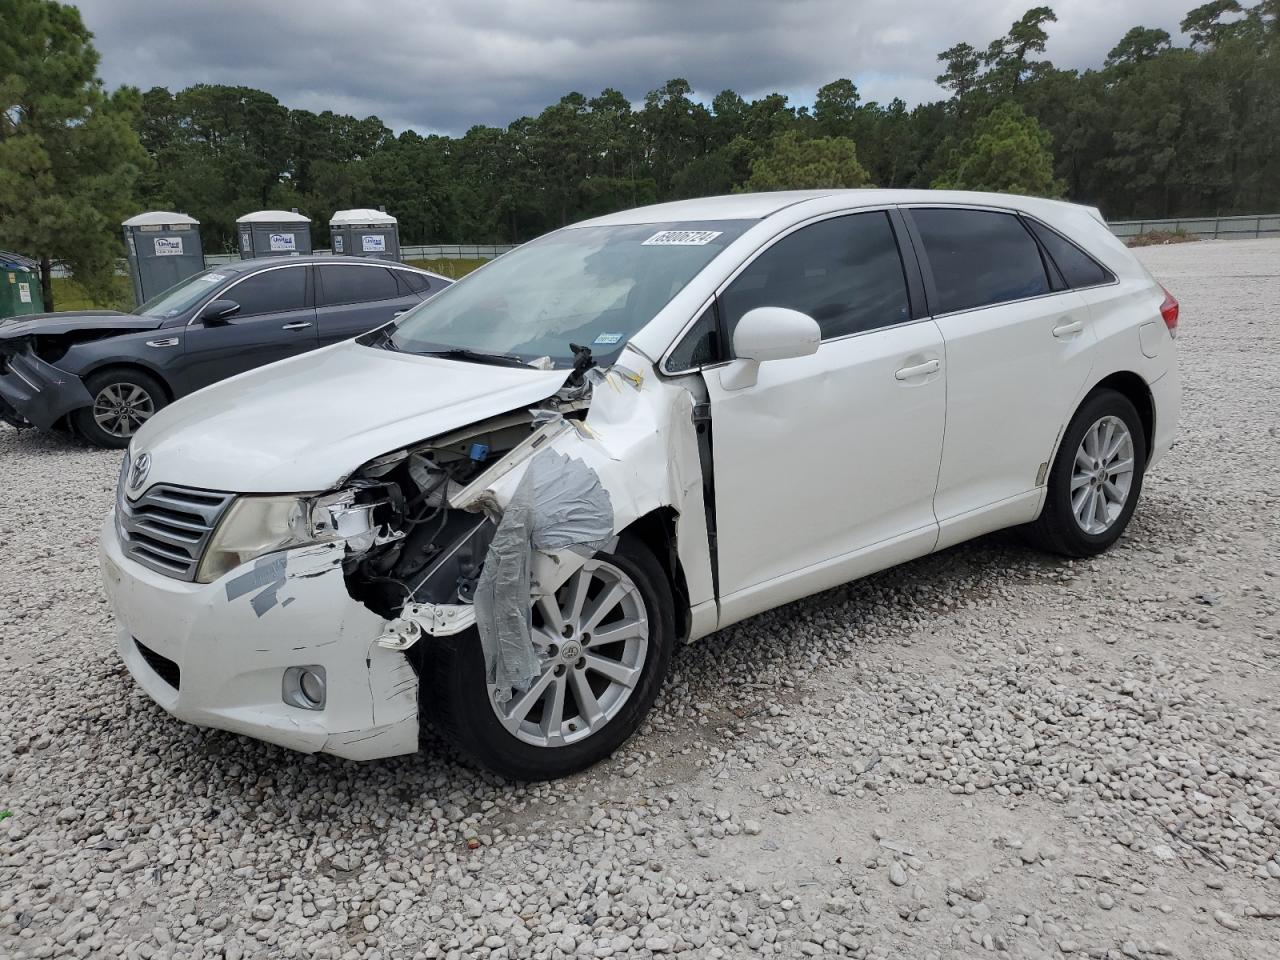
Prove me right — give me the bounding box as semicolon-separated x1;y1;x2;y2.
0;251;45;319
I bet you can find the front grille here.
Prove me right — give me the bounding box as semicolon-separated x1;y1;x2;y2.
134;638;181;690
118;483;234;581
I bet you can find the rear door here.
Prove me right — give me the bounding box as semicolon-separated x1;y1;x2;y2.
903;206;1095;543
175;264;318;393
315;263;421;345
700;210;946;618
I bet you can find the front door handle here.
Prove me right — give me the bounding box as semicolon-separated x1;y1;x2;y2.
895;359;940;380
1053;319;1084;338
281;321;313;331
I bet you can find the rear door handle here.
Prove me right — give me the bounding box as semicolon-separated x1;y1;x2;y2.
895;359;940;380
1053;319;1084;338
281;321;313;331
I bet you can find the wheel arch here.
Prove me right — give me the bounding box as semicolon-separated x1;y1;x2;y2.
1087;370;1154;455
80;360;176;403
619;507;692;643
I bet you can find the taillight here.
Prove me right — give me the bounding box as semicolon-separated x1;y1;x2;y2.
1159;287;1179;338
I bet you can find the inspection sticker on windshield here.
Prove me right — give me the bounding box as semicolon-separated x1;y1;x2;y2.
201;273;226;283
642;230;722;246
593;332;623;345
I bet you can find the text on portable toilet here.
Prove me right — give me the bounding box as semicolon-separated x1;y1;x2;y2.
361;235;386;253
154;237;184;257
269;234;296;252
334;235;345;253
19;283;31;303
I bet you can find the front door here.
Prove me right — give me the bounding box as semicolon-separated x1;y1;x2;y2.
703;211;947;624
176;264;318;393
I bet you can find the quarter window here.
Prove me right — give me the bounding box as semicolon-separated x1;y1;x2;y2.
1025;219;1114;289
666;304;721;372
912;208;1050;314
225;267;307;318
395;270;433;295
720;212;912;344
318;264;400;306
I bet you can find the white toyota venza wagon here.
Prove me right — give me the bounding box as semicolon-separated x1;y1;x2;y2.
101;190;1180;780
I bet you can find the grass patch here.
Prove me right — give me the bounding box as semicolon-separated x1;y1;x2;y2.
49;276;132;312
406;258;488;280
1126;229;1198;247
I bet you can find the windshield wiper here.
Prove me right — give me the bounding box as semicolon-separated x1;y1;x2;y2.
418;348;532;368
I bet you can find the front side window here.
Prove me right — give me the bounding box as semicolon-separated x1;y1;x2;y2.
720;212;911;345
374;220;750;368
224;267;307;318
318;265;400;306
911;208;1050;314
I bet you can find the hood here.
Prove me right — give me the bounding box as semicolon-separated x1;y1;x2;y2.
133;340;572;493
0;310;163;339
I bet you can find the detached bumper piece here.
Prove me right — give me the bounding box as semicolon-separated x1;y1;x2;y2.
0;348;93;429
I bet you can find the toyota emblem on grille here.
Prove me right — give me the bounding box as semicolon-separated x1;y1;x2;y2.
129;452;151;490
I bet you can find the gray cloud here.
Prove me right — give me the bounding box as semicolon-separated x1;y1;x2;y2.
77;0;1193;134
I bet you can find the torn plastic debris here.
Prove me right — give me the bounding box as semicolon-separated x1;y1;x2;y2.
475;447;614;702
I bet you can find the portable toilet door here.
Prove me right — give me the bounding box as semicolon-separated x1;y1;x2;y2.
0;251;45;320
122;211;204;306
330;208;401;260
236;210;313;259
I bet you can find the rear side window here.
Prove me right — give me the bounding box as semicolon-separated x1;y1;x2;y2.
912;209;1050;314
720;211;911;343
1025;219;1114;288
318;265;401;306
395;270;433;295
227;267;307;317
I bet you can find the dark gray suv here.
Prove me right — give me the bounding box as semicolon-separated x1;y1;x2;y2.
0;256;450;447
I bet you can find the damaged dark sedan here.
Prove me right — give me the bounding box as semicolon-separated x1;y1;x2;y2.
0;256;450;447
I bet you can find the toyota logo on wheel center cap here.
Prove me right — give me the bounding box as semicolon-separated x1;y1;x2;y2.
129;452;151;490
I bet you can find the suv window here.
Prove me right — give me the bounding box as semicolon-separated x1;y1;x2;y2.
666;304;721;372
395;270;433;295
720;212;911;344
912;208;1050;314
318;264;400;306
225;266;307;318
1025;219;1113;289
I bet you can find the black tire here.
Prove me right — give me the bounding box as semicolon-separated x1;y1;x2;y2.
1026;388;1147;558
72;368;169;449
423;535;675;780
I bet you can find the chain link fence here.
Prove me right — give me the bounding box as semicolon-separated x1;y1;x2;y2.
1108;213;1280;241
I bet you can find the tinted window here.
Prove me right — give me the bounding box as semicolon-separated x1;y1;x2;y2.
318;265;400;306
226;267;307;317
666;304;721;371
1026;219;1113;288
912;209;1050;313
396;270;433;295
721;212;911;343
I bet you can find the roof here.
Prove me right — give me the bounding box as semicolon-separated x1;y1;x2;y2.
0;250;38;270
236;210;311;224
574;189;1099;227
123;211;200;227
330;208;397;226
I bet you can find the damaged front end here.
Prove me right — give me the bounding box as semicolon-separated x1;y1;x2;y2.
0;333;95;429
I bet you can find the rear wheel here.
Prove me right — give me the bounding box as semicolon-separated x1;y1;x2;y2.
1027;388;1146;557
73;369;167;449
423;535;674;780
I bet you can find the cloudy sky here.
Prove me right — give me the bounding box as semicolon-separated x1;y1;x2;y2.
77;0;1192;135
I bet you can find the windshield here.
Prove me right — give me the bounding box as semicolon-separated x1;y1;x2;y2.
132;268;229;318
371;220;749;367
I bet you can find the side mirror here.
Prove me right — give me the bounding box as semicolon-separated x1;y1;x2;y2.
201;299;241;325
721;306;820;390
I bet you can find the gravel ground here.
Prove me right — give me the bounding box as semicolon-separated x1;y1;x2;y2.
2;238;1279;960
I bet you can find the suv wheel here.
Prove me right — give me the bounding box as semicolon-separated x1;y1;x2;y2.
1027;388;1147;557
423;535;674;780
73;369;168;449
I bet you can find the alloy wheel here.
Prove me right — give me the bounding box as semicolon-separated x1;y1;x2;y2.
92;383;156;438
490;558;649;748
1070;415;1135;535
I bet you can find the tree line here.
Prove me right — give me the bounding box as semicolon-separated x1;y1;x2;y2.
1;0;1277;307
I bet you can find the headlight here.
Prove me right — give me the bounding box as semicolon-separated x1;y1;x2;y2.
196;495;320;584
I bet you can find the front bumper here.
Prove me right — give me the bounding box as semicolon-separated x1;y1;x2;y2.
0;348;93;429
99;511;419;761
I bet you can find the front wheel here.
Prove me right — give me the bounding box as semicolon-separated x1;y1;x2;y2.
423;535;675;780
72;368;168;449
1027;388;1147;558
